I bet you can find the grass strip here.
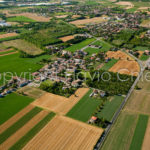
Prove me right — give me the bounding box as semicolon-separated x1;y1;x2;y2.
129;114;149;150
9;112;55;150
0;50;16;55
0;107;42;144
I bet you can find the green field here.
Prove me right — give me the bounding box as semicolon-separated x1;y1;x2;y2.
97;96;124;121
0;93;34;125
101;59;118;71
66;89;102;122
0;49;16;55
134;46;149;51
84;47;100;55
140;54;149;61
0;36;19;42
129;114;149;150
101;112;138;150
10;112;55;150
0;107;42;144
0;53;51;79
66;38;96;52
2;39;43;55
93;40;112;52
6;16;36;22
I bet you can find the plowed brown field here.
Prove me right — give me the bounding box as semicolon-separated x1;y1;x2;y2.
109;60;140;76
23;115;103;150
0;110;48;150
0;105;34;134
32;88;89;115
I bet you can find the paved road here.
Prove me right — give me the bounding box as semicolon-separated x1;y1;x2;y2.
94;54;150;150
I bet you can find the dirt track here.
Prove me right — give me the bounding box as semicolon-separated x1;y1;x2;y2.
142;118;150;150
32;88;89;115
109;60;140;76
0;110;48;150
23;115;103;150
0;105;34;134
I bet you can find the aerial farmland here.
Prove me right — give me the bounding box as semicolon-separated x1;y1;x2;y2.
0;0;150;150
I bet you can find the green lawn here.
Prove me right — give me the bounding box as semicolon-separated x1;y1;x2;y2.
93;40;112;52
6;16;36;22
101;112;138;150
84;47;100;55
140;54;149;61
66;89;102;122
97;96;124;121
0;53;51;80
0;107;42;144
129;114;149;150
101;59;118;71
0;93;34;125
66;38;96;52
10;112;55;150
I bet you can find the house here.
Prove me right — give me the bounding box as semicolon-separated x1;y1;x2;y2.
88;116;97;124
144;50;150;55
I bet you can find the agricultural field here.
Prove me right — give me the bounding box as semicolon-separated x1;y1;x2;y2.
0;33;18;39
101;70;150;150
17;86;46;99
21;20;77;47
140;54;149;61
116;1;134;9
0;93;34;125
6;16;36;22
2;39;43;55
142;118;150;150
0;104;55;150
66;38;96;52
0;49;17;56
22;115;103;150
32;88;89;115
125;71;150;115
0;53;51;78
129;114;149;150
101;59;118;71
4;10;51;22
59;35;75;42
66;89;102;122
84;47;101;55
141;19;150;28
70;17;108;26
106;51;133;60
93;40;112;52
101;112;138;150
96;96;124;121
109;60;140;76
134;46;149;51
